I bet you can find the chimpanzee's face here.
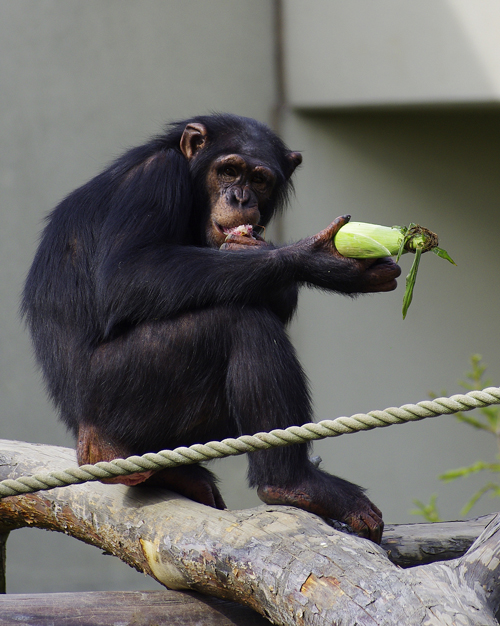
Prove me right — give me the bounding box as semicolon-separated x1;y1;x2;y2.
179;120;301;248
203;153;276;248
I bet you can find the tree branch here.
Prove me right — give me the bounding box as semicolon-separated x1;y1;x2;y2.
1;439;499;625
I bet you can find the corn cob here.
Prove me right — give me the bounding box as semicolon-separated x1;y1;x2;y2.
334;221;456;319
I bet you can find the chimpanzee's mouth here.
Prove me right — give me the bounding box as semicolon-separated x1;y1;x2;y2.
213;222;265;245
223;224;254;238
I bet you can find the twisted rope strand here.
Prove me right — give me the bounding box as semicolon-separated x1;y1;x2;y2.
1;386;499;499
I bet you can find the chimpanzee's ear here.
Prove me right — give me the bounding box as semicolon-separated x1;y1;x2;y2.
286;151;302;178
180;123;208;160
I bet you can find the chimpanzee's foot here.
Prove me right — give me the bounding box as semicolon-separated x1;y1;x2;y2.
257;469;383;543
77;423;226;506
145;465;226;509
77;423;155;485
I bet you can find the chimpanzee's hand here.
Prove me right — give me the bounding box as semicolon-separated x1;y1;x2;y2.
220;230;271;251
298;215;401;293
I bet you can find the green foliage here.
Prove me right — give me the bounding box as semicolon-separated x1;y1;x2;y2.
412;355;500;521
410;494;442;522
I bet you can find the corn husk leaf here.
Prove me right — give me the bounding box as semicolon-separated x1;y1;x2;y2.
334;222;402;257
433;247;457;265
332;231;391;258
402;248;421;319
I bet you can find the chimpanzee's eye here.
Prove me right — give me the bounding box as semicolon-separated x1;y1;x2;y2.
221;165;238;178
252;168;274;191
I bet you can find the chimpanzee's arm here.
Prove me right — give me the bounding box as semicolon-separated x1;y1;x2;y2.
94;218;399;334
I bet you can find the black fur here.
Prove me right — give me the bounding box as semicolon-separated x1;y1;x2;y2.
22;114;397;540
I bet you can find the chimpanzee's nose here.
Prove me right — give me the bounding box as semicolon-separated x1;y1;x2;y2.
234;186;251;205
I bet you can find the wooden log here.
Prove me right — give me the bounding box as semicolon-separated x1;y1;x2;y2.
1;439;500;625
0;590;270;626
382;514;496;566
0;531;8;594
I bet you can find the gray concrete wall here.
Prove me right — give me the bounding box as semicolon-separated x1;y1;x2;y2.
284;0;500;107
279;0;500;530
0;0;275;593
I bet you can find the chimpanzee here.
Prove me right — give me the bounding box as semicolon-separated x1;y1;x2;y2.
22;114;400;543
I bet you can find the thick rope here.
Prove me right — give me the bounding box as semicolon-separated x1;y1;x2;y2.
1;386;499;499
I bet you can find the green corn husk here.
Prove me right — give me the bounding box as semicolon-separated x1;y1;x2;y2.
334;221;456;319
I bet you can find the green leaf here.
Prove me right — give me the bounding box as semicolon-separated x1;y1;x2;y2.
402;248;422;319
461;483;500;516
395;226;406;263
455;413;496;432
440;460;500;482
410;494;442;522
432;247;457;265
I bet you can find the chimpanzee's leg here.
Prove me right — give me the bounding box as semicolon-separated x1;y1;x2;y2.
76;311;235;508
226;307;384;543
